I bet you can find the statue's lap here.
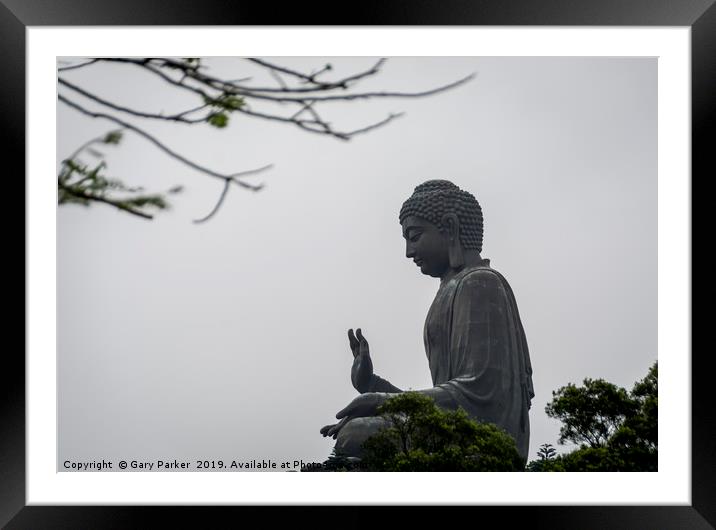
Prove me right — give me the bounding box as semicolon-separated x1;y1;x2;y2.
334;416;393;457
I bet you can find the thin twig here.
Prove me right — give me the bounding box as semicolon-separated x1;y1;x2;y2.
193;180;230;224
343;112;405;138
337;58;386;87
289;102;314;121
175;103;212;119
248;58;324;84
66;134;111;162
194;164;272;223
96;58;216;101
228;74;477;103
235;106;405;141
98;57;474;105
229;164;274;180
308;63;332;80
268;69;288;90
246;58;384;92
233;107;346;139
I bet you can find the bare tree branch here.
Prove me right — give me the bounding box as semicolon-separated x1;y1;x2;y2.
289;102;316;121
59;94;265;191
85;58;474;139
223;73;477;103
175;103;212;119
59;57;474;222
193;164;272;223
106;57;474;105
59;78;209;123
96;58;218;101
200;59;473;102
245;58;385;92
57;59;99;72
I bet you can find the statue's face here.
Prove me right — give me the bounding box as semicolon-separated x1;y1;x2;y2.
401;215;450;278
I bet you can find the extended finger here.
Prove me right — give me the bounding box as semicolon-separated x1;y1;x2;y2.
348;329;359;357
357;328;370;355
320;424;334;436
327;424;340;437
327;417;349;437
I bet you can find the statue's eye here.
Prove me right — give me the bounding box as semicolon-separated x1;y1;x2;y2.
409;233;422;242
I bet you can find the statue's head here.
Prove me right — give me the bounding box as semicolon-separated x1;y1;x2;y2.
399;180;484;278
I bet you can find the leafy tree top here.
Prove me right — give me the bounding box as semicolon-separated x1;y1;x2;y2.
359;392;524;472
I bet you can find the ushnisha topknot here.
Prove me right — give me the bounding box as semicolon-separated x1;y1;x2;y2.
399;179;484;253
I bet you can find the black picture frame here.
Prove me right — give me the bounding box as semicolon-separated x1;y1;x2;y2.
4;1;712;527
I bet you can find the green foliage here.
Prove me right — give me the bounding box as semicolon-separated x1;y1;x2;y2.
530;362;657;472
103;130;123;144
360;392;524;471
530;443;650;472
182;58;201;68
606;362;658;471
545;377;636;448
58;131;183;219
204;94;246;128
213;95;246;111
207;112;229;128
537;442;557;460
526;443;559;471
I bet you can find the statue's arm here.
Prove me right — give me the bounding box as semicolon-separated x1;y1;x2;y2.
412;385;461;409
367;374;402;393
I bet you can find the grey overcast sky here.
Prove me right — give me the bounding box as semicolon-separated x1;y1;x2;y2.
57;56;656;467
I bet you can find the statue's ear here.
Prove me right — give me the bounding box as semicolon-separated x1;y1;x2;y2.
441;213;464;269
440;213;460;242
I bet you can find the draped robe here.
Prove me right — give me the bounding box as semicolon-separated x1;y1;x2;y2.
335;261;534;461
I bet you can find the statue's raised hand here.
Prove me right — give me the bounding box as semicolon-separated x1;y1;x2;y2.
349;328;373;393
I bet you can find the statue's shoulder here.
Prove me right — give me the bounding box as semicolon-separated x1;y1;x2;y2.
458;263;506;289
451;264;517;304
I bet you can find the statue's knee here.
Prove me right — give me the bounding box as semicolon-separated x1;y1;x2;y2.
335;417;391;458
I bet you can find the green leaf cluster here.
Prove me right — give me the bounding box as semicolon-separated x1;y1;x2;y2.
360;392;524;471
103;130;123;144
530;361;657;472
182;58;201;68
58;132;183;218
203;94;246;128
207;112;229;128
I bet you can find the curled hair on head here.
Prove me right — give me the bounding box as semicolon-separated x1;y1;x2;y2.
399;179;484;252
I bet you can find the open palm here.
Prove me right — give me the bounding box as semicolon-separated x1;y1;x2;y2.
349;328;373;393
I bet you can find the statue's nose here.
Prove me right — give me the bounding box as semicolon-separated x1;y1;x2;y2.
406;244;416;258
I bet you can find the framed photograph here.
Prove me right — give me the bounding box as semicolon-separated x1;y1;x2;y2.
7;0;712;527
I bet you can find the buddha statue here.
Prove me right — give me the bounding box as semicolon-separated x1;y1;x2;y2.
320;180;534;462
